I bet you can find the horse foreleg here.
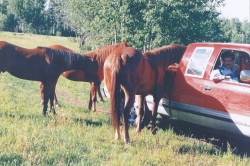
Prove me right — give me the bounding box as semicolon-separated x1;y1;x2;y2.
42;83;49;116
97;86;105;102
135;95;145;133
49;83;57;115
142;99;152;127
88;91;92;110
52;79;60;108
40;82;45;105
151;99;160;134
54;93;60;107
49;97;56;115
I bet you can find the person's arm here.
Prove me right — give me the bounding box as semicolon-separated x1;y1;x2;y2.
210;69;231;82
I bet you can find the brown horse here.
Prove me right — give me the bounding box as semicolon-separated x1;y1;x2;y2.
104;44;187;143
0;41;100;116
40;41;129;112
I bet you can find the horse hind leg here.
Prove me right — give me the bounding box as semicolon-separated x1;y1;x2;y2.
115;127;121;140
122;91;135;144
135;95;146;133
50;101;56;115
89;83;97;112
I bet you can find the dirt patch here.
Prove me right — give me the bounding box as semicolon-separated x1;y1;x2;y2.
55;89;110;114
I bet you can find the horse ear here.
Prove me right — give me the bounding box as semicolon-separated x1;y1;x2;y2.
122;40;129;47
40;47;51;64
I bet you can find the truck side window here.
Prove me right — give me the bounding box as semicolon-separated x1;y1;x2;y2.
212;49;250;83
185;47;214;78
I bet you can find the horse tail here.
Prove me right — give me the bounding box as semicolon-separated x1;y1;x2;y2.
109;60;122;130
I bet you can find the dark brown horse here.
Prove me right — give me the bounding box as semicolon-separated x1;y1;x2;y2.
0;41;100;116
104;44;187;143
40;41;129;112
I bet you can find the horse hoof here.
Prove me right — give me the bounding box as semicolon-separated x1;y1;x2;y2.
151;126;158;135
133;117;139;127
92;109;97;113
100;99;105;103
124;139;131;144
55;103;61;107
136;129;141;133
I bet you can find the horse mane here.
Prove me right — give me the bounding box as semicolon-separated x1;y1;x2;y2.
143;44;187;67
39;47;86;64
85;41;129;64
91;41;129;56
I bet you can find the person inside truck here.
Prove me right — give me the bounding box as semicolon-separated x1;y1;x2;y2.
210;50;239;82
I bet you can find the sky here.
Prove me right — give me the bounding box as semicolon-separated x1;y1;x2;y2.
217;0;249;21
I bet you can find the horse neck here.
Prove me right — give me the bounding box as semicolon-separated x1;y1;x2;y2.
86;44;126;77
144;46;185;68
51;50;88;71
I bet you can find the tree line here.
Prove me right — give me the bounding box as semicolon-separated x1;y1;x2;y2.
0;0;250;51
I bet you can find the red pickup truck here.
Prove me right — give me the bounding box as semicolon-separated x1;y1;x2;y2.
102;42;250;139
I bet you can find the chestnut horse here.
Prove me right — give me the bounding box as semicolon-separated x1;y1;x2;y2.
104;44;187;143
40;41;129;112
0;41;100;116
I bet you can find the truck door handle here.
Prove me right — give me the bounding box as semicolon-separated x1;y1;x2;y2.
204;86;212;91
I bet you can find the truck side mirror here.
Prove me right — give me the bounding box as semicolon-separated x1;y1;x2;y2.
240;70;250;83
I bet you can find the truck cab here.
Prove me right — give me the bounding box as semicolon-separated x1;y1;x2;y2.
157;43;250;138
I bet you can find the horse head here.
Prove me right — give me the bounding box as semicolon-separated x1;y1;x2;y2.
85;54;100;86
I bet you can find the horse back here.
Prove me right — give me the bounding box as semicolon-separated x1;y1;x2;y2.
0;42;48;81
49;45;75;53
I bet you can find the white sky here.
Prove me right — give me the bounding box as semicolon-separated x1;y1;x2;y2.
217;0;250;21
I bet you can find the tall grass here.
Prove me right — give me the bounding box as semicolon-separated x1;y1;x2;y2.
0;32;249;165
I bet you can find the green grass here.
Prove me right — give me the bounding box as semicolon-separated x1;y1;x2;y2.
0;32;249;165
0;31;80;51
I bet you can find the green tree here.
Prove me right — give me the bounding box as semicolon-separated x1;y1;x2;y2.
219;18;250;44
9;0;48;33
50;0;227;50
241;20;250;43
0;0;18;32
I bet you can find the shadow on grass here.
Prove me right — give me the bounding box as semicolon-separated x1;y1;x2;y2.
0;153;23;165
73;117;104;127
0;111;44;120
155;116;250;157
0;111;106;128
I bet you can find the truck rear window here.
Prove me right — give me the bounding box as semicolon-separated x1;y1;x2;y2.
185;47;214;78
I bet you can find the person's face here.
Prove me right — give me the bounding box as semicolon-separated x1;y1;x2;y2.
222;57;233;69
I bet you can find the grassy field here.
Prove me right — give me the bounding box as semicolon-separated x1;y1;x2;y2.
0;32;250;165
